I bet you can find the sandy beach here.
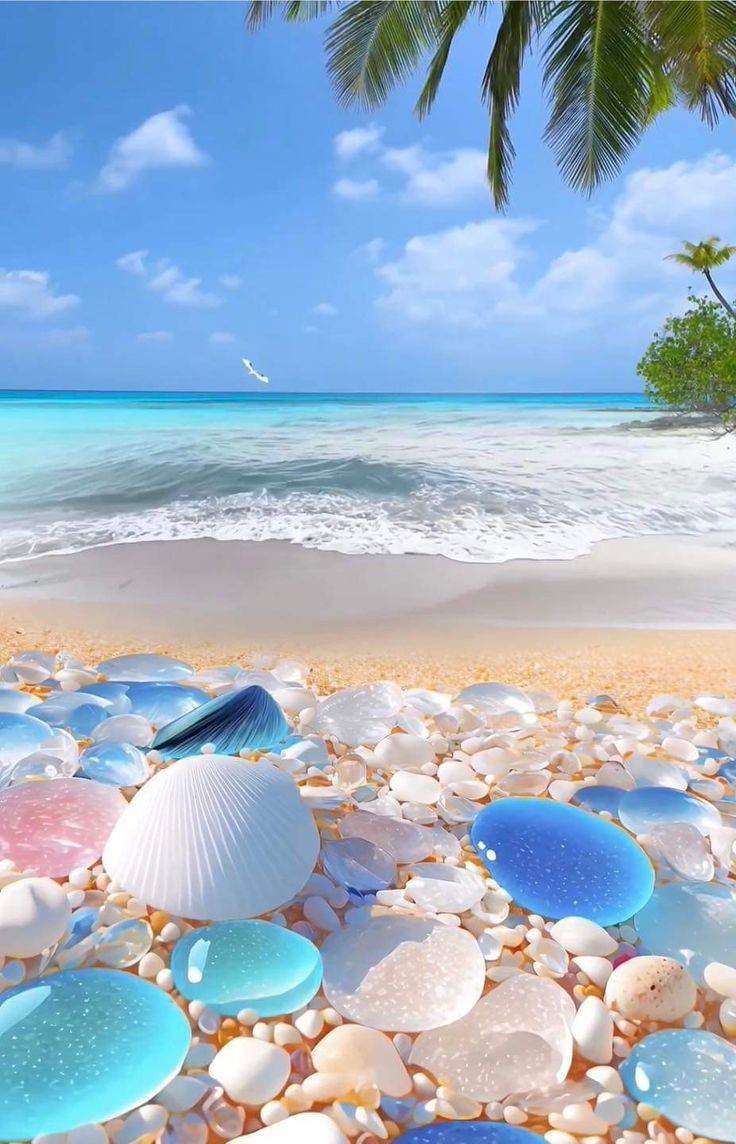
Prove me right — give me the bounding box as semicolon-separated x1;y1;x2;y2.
2;532;736;706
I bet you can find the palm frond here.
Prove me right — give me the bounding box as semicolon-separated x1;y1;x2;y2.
542;0;655;194
416;2;475;120
665;251;700;266
324;1;445;108
482;1;547;210
646;1;736;125
247;2;334;30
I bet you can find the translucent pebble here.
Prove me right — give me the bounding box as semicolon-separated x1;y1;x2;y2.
405;863;486;913
0;969;190;1137
0;713;54;769
662;736;700;763
456;683;534;719
171;920;322;1017
312;1025;412;1097
80;742;149;787
80;683;133;716
321;914;485;1031
9;651;56;684
471;799;654;925
619;787;721;837
311;683;404;747
410;974;575;1101
321;838;396;898
624;756;687;791
343;809;434;860
635;883;736;983
389;772;441;805
92;714;154;747
374;733;435;772
621;1030;736;1141
123;683;208;728
0;690;40;714
650;823;715;882
96;918;153;968
97;654;193;683
334;757;366;790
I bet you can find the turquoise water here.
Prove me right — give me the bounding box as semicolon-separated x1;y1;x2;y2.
0;390;733;564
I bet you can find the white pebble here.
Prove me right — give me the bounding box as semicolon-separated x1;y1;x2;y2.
67;1127;108;1144
209;1037;290;1106
260;1101;289;1127
550;917;617;957
704;960;736;998
112;1105;168;1144
294;1009;323;1039
138;952;165;979
572;996;613;1064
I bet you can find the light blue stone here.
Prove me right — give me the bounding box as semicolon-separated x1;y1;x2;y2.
124;683;208;728
80;741;149;786
98;654;193;683
171;920;322;1017
470;798;654;925
719;759;736;786
0;713;54;766
635;882;736;982
574;785;624;817
621;1030;736;1142
153;685;288;759
0;969;190;1139
398;1125;544;1143
321;838;396;899
618;786;721;836
79;683;133;716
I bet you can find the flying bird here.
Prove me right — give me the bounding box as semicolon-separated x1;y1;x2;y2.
242;357;269;385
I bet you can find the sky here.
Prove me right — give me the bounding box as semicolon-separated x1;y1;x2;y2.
1;2;735;394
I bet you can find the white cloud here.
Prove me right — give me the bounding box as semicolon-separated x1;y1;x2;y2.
0;269;80;320
209;331;235;344
313;302;338;317
357;237;385;264
97;106;206;193
117;250;222;309
399;148;487;206
0;132;71;170
334;124;384;161
219;274;242;289
334;176;380;201
136;330;174;343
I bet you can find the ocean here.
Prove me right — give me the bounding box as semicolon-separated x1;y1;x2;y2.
0;390;733;565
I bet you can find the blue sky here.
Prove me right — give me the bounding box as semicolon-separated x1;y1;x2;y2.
1;2;735;393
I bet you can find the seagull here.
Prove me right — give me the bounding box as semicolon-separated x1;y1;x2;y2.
242;357;269;385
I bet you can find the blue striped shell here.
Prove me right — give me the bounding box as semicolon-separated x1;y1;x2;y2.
152;685;288;759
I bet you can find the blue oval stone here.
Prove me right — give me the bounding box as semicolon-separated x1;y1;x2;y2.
574;786;624;816
470;798;654;925
0;713;53;767
635;882;736;982
398;1125;544;1143
80;741;149;786
98;654;193;682
621;1030;736;1141
124;682;208;728
0;969;190;1139
171;920;322;1017
618;786;721;836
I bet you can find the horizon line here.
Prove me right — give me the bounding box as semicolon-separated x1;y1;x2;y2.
0;387;647;397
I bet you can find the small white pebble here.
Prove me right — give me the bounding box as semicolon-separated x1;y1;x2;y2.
322;1007;343;1027
66;889;85;909
260;1101;288;1127
294;1010;323;1040
138;952;164;979
273;1022;300;1047
252;1021;273;1041
156;967;174;992
504;1106;528;1125
236;1008;258;1026
160;922;181;943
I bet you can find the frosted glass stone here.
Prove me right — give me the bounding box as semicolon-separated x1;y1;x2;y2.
340;809;433;863
9;651;56;684
651;822;715;882
124;682;208;728
92;714;154;747
621;1030;736;1141
574;786;624;817
0;713;54;768
311;1025;411;1097
373;733;435;771
625;755;688;791
153;685;288;759
456;683;534;718
321;838;396;898
635;883;736;983
471;799;654;925
79;682;133;716
171;921;322;1017
80;742;149;787
0;969;190;1138
321;915;485;1031
399;1127;543;1144
95;918;153;968
410;974;575;1102
0;691;40;714
619;787;721;836
0;777;125;877
405;863;486;913
311;683;404;747
98;653;193;682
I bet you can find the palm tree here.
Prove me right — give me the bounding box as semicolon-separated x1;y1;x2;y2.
666;237;736;318
248;1;736;210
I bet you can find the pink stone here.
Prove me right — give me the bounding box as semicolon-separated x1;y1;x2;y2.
0;778;126;876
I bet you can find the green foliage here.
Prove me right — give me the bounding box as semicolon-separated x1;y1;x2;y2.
637;294;736;433
248;0;736;210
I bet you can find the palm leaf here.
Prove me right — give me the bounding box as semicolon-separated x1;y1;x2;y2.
324;0;445;108
482;1;547;210
416;1;476;120
247;2;335;30
542;1;655;193
646;1;736;125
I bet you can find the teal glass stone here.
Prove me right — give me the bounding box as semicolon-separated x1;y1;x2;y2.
470;798;654;925
399;1125;543;1143
635;882;736;982
621;1030;736;1142
80;741;148;786
171;920;323;1017
0;969;190;1139
618;786;721;836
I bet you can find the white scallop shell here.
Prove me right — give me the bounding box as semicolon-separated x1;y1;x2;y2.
103;755;319;921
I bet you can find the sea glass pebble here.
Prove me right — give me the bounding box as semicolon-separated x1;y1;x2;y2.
574;786;624;817
98;653;193;682
471;799;654;925
311;682;404;747
410;974;575;1102
618;786;721;836
0;712;53;767
456;682;535;717
95;918;153;968
340;809;433;863
321;838;396;898
171;921;322;1017
621;1029;736;1142
399;1124;544;1143
124;682;208;727
321;915;485;1031
0;691;39;715
0;969;190;1138
80;741;149;786
635;883;736;982
651;822;715;881
0;777;125;877
405;862;486;913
